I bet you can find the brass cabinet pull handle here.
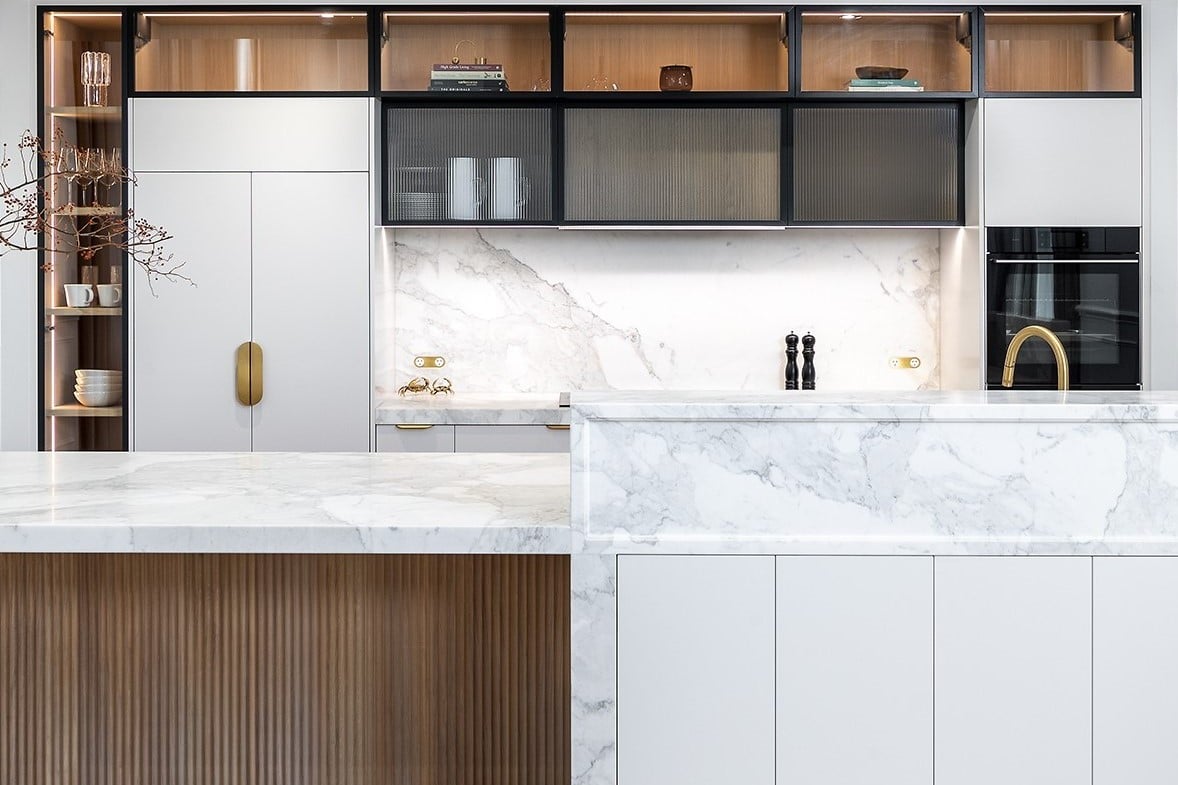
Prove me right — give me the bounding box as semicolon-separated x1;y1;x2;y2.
235;341;263;406
545;424;571;430
394;424;434;430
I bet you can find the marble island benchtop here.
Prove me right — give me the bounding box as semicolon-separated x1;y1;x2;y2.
8;391;1178;555
0;452;570;553
571;390;1178;556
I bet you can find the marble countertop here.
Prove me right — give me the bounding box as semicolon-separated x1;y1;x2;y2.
571;390;1178;422
0;452;570;554
376;393;571;426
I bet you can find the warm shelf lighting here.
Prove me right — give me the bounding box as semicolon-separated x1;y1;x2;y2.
984;12;1126;17
807;12;966;18
141;12;366;19
840;14;861;21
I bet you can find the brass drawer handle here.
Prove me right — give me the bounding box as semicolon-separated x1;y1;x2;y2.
545;424;571;430
235;341;263;406
394;424;434;430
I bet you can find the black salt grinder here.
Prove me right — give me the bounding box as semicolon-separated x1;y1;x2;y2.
784;332;799;390
801;333;816;390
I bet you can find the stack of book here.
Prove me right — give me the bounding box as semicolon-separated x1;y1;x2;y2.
847;78;924;92
429;63;509;92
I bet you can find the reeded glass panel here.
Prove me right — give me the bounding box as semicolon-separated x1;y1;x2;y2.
800;12;973;93
984;11;1135;93
134;12;369;92
564;108;780;222
382;13;551;93
792;105;959;223
385;107;552;224
564;13;789;92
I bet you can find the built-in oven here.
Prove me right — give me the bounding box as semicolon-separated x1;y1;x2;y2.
986;227;1141;390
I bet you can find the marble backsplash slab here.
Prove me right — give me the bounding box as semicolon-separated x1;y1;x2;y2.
375;228;941;394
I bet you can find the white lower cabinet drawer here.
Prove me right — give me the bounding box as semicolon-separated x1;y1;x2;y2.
375;424;456;453
453;424;570;453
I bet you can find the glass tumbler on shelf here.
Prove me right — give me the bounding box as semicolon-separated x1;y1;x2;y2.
80;51;111;107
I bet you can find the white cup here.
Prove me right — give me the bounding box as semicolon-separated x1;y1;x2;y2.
490;157;529;220
447;157;483;221
63;284;94;308
97;284;122;307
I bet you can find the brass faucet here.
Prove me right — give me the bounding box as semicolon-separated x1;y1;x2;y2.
1001;325;1070;391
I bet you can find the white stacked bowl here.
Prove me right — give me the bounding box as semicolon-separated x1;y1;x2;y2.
74;369;122;407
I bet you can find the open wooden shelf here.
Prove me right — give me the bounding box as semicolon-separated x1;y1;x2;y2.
135;11;369;92
564;12;789;92
47;306;123;317
52;205;121;216
799;12;973;93
48;106;122;119
983;11;1135;93
49;404;123;418
382;12;552;92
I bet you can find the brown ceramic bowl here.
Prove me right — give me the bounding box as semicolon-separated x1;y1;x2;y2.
855;66;909;80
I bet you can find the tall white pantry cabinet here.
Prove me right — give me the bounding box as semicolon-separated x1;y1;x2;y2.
130;98;370;451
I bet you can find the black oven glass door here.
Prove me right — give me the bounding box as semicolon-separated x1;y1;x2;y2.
987;260;1140;389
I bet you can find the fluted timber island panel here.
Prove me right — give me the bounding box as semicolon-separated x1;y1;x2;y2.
0;553;570;785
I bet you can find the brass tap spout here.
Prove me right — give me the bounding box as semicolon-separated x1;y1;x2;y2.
1001;325;1070;391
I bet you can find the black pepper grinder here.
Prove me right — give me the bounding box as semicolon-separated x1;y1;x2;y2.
784;332;799;390
801;333;816;390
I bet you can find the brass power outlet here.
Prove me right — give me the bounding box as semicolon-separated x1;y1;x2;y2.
414;356;446;369
889;356;922;370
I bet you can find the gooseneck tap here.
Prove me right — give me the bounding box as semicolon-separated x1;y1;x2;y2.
1001;325;1070;391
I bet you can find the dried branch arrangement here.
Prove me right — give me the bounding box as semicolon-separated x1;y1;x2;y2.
0;127;191;290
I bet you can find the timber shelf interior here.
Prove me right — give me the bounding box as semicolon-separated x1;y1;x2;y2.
41;10;127;450
381;12;553;93
563;12;790;93
133;11;370;92
799;11;974;94
982;10;1136;93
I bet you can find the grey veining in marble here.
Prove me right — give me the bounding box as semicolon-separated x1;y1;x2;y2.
0;452;570;554
376;393;571;425
571;391;1178;555
376;228;940;395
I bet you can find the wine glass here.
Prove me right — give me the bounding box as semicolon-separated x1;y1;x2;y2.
98;148;121;207
72;148;95;208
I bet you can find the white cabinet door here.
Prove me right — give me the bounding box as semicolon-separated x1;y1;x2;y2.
617;556;775;785
132;172;253;451
250;172;370;452
984;99;1141;226
1094;558;1178;785
777;556;933;785
935;557;1091;785
375;425;455;453
132;98;369;173
453;424;570;452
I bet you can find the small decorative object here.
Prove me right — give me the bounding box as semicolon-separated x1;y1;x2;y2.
584;74;619;91
855;65;908;80
659;65;693;92
451;39;486;66
784;332;799;390
801;333;816;390
398;376;431;396
430;377;453;395
80;51;111;107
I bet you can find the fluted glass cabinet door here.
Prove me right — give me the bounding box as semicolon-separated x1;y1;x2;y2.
791;104;960;224
384;106;552;224
564;107;781;223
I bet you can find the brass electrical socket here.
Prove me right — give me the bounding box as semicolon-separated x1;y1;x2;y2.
414;356;446;369
889;356;922;370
